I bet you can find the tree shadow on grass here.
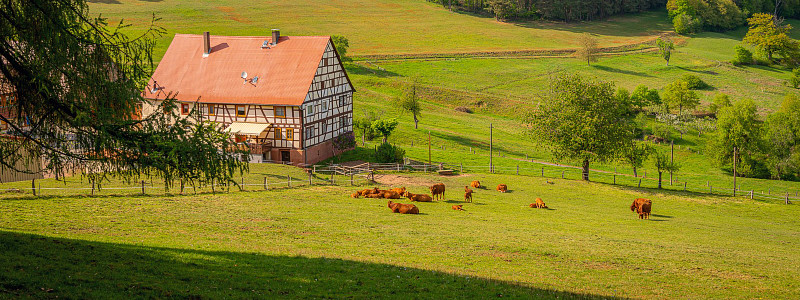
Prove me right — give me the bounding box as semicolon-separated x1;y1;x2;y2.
592;65;655;78
0;231;624;299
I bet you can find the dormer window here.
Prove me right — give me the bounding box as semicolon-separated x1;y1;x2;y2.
236;105;246;117
275;106;286;118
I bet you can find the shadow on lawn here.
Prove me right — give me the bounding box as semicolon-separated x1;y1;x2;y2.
0;231;624;299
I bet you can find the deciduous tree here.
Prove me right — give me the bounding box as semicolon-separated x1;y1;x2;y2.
743;13;797;61
526;74;635;181
663;80;700;114
371;118;399;143
398;83;423;129
576;33;600;66
656;37;675;66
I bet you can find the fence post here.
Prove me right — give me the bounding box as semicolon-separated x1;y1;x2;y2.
516;164;519;175
31;179;36;196
613;175;616;185
351;173;354;186
141;180;146;195
91;181;95;196
710;186;713;194
561;170;564;179
526;154;528;160
180;180;185;194
638;179;641;188
309;173;313;186
786;193;790;205
241;177;245;191
264;177;268;190
750;190;753;199
769;188;771;195
332;172;336;185
460;162;463;173
288;175;292;188
644;170;646;178
541;167;544;177
684;182;687;192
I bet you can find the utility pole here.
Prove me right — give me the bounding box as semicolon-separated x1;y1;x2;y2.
428;130;431;166
733;147;737;197
490;123;493;173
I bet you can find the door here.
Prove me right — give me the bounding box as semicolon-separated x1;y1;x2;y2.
280;150;291;162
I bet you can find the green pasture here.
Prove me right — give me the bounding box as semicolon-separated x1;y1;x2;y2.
87;0;671;59
1;163;798;298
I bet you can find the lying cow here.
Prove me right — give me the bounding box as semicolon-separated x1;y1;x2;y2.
430;183;446;201
351;187;380;198
630;198;652;219
388;201;419;214
529;198;547;209
496;184;508;193
452;205;464;211
464;186;473;203
470;180;482;188
403;191;433;202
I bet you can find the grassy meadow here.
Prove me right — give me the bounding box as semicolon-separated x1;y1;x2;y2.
2;164;799;298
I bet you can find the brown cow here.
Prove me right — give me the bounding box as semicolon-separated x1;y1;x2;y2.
464;186;473;203
470;180;482;188
452;205;464;211
497;184;508;193
381;190;402;199
403;191;433;202
630;198;652;219
529;198;547;208
351;192;360;198
389;187;407;195
430;183;446;201
388;201;419;214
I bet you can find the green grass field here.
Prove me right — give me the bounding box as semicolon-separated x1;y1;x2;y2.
87;0;671;59
1;164;799;298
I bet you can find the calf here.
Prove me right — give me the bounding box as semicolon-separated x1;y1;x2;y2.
470;180;482;188
529;198;547;209
430;183;446;201
452;205;464;211
388;201;419;214
403;191;433;202
496;184;508;193
464;186;473;203
630;198;652;219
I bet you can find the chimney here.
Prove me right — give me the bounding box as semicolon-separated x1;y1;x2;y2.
271;29;280;45
203;31;210;57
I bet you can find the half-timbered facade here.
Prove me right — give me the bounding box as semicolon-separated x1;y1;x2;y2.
142;31;354;165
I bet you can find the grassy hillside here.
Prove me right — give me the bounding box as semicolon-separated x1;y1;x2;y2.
1;164;798;298
87;0;671;59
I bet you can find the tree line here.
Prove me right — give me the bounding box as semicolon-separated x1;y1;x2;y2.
427;0;666;22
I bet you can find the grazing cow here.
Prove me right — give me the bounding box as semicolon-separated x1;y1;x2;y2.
388;201;419;214
389;187;407;195
452;205;464;211
630;198;652;219
403;191;433;202
430;183;446;201
381;190;402;199
470;180;482;188
464;186;473;203
497;184;508;193
529;198;548;209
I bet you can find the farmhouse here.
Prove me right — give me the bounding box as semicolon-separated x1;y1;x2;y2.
142;30;354;165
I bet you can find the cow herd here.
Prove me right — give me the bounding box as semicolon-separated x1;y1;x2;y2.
351;180;654;219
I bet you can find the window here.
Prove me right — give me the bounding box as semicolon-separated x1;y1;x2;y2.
305;104;314;116
208;104;216;116
322;120;328;133
321;80;326;89
340;117;345;129
275;106;286;118
285;129;293;140
236;105;246;117
274;128;282;140
305;126;313;139
181;103;190;115
339;96;346;107
321;100;327;112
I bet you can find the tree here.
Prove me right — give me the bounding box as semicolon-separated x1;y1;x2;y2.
662;80;700;114
353;111;378;146
630;85;661;109
398;83;423;129
487;0;514;21
656;37;675;66
527;74;635;181
654;150;680;189
708;93;732;113
332;132;356;163
732;45;754;65
371;118;399;143
0;0;246;188
743;13;796;61
331;35;349;61
620;142;652;178
576;33;600;66
714;98;765;177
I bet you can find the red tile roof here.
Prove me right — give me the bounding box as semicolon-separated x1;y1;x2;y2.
144;34;331;106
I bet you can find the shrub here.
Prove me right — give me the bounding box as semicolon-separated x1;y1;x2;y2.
681;74;710;90
789;76;800;89
375;143;405;163
732;46;753;65
673;13;702;34
454;106;473;113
